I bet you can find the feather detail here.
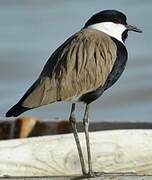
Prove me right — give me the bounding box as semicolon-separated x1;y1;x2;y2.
13;28;117;108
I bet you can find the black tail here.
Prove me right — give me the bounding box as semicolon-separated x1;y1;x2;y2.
5;103;31;117
5;80;38;117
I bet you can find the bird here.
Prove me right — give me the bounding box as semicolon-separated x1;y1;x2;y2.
6;10;142;177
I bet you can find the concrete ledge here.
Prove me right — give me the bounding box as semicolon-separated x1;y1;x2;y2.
0;130;152;177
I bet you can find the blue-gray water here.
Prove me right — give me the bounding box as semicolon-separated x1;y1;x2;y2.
0;0;151;122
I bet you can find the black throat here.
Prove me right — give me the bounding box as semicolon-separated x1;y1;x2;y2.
122;30;128;42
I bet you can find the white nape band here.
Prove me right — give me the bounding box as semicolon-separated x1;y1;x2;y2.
89;22;127;44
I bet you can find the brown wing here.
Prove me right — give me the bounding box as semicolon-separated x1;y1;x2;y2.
21;28;117;108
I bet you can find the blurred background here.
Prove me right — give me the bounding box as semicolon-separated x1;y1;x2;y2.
0;0;151;122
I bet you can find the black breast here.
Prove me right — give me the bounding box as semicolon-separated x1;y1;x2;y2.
80;38;128;104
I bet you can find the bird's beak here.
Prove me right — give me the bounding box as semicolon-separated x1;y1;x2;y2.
126;24;142;33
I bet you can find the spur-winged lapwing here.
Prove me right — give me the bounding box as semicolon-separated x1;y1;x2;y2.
6;10;142;177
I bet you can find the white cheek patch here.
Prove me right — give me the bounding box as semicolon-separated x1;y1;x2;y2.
89;22;127;44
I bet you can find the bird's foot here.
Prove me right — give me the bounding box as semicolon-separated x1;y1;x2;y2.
72;172;104;180
84;171;102;177
78;172;102;179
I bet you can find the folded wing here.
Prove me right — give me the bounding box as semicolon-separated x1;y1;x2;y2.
19;29;117;108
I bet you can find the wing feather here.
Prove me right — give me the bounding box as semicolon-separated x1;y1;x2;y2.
21;29;117;108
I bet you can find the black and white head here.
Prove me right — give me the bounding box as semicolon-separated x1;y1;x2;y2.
84;10;142;43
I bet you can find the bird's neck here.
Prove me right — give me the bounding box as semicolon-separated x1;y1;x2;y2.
88;22;127;44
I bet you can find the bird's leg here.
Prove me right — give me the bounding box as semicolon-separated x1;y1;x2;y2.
69;103;87;175
83;103;93;176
